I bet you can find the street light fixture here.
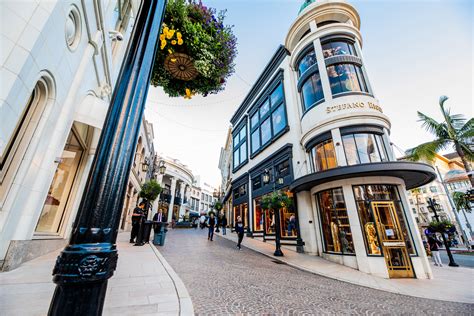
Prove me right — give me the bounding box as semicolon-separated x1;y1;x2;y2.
263;168;284;257
427;198;459;267
159;160;166;175
142;158;149;172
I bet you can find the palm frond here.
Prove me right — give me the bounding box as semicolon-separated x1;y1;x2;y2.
417;111;448;138
459;118;474;140
406;139;449;162
459;142;474;161
449;113;467;130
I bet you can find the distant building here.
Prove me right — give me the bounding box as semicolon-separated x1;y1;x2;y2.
219;127;233;222
0;0;136;270
222;0;438;279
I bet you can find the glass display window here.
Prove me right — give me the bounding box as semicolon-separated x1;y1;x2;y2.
342;133;388;166
280;206;297;237
301;72;324;111
316;188;355;254
327;63;368;95
233;203;248;228
322;40;357;58
310;139;338;172
253;198;264;232
298;49;317;76
353;184;416;256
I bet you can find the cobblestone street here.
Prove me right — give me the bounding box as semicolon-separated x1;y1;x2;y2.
160;229;472;315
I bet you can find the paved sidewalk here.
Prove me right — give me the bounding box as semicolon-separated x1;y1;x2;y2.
0;233;193;316
216;231;474;304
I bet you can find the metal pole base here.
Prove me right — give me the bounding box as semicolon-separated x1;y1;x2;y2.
274;248;284;257
48;281;108;316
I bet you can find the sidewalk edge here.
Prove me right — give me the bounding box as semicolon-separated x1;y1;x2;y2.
215;233;472;304
149;243;195;315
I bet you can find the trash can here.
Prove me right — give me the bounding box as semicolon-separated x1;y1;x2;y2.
153;222;169;246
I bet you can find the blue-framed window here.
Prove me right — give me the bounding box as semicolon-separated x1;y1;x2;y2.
250;82;288;156
233;124;247;170
296;48;324;112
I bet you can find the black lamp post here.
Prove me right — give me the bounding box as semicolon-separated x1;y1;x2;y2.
427;198;459;267
263;169;284;257
48;1;167;315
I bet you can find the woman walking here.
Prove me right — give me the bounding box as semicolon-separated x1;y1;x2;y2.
428;234;443;267
235;215;245;250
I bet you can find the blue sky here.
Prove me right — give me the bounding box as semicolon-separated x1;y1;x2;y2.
145;0;473;187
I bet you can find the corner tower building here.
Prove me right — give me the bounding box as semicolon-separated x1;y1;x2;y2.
226;0;437;279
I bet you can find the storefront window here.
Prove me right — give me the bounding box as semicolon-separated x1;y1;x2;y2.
301;72;324;111
233;203;248;228
342;133;388;165
310;139;338;172
327;63;368;95
353;184;415;255
316;188;355;254
35;130;84;234
280;206;297;237
253;198;264;232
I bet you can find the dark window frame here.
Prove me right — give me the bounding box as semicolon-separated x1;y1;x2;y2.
249;80;289;159
232;122;248;172
341;132;389;166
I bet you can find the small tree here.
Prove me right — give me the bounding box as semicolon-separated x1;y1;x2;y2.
452;191;472;213
139;179;162;202
213;201;223;212
261;191;293;212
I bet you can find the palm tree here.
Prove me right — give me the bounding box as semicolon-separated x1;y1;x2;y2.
407;96;473;186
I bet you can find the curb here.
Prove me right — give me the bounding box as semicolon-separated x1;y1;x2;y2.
215;233;472;304
149;243;195;315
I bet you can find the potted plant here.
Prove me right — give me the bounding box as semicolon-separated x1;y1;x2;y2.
138;179;163;214
151;0;237;98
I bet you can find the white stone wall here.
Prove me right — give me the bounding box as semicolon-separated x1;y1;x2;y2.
0;0;135;269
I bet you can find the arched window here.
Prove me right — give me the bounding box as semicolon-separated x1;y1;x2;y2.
1;77;52;183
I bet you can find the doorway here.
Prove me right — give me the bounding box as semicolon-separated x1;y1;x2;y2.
371;201;414;278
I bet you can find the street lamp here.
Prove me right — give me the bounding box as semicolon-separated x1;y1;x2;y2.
427;198;459;267
159;160;166;175
48;1;167;314
263;168;284;257
142;158;149;172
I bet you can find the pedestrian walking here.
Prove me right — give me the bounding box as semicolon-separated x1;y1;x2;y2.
428;235;443;267
208;213;216;241
235;215;244;250
215;214;221;233
200;214;206;229
130;202;145;243
221;214;228;235
287;214;296;236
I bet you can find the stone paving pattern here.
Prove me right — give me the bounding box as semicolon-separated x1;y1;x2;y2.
160;229;473;315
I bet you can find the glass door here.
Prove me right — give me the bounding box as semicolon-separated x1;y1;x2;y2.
371;201;414;278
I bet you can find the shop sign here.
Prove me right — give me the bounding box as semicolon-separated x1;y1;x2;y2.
326;101;383;114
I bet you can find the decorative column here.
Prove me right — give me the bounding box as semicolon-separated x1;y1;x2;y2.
167;177;177;223
178;183;186;219
48;1;167;315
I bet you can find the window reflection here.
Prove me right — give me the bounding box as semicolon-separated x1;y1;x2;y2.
322;40;356;58
298;49;317;76
311;139;337;172
317;188;354;254
327;63;368;95
301;72;324;110
342;133;388;165
272;104;286;135
261;118;272;145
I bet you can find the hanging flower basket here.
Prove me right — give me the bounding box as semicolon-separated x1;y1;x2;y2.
151;0;237;98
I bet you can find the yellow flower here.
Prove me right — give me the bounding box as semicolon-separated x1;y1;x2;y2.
171;40;177;45
177;38;183;45
168;49;173;55
159;34;165;41
160;40;167;50
163;26;169;36
171;58;177;63
166;29;175;39
184;88;194;99
176;32;182;39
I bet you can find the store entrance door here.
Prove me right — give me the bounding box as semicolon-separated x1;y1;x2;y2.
371;201;414;278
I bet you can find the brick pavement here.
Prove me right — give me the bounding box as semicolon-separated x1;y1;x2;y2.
160;228;473;315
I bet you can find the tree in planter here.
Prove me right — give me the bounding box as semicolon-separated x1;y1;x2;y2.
452;191;473;241
261;191;293;256
138;179;163;216
406;96;473;186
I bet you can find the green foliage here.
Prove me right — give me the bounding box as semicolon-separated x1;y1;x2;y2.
406;96;474;163
213;201;223;211
139;180;162;201
261;191;293;211
150;0;237;98
452;191;472;213
428;219;453;233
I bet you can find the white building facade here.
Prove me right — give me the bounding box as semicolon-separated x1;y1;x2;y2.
0;0;136;270
227;0;437;279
